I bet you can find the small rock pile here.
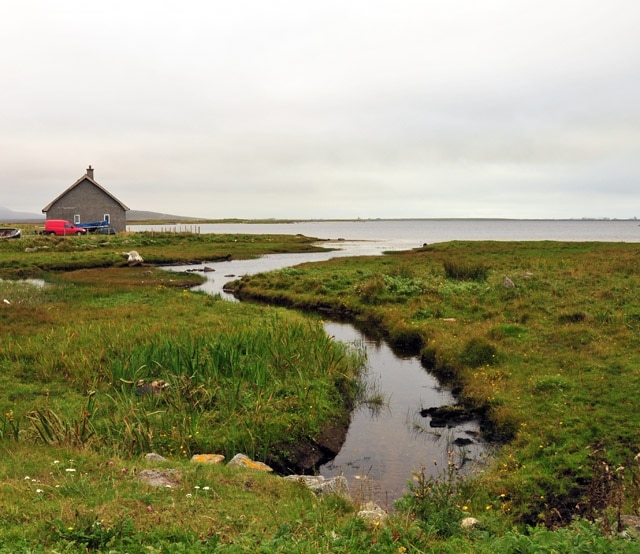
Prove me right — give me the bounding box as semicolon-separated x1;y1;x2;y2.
138;451;388;525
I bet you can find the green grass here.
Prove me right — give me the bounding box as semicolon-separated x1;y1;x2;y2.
0;276;365;467
231;241;640;527
2;237;640;551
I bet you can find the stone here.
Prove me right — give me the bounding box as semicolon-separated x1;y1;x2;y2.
285;475;350;497
203;266;215;272
227;453;273;472
191;453;225;465
137;468;182;488
621;515;640;537
135;379;169;396
461;517;480;529
123;250;144;266
145;452;169;463
357;501;387;525
502;276;515;288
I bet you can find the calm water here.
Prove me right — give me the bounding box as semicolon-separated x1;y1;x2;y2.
319;322;484;507
142;220;639;503
131;218;640;250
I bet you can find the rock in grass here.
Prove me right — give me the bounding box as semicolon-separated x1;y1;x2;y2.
227;453;273;472
620;515;640;538
284;475;350;497
461;517;480;529
191;453;225;465
122;250;144;266
137;469;182;488
357;501;387;525
145;452;169;463
135;379;169;396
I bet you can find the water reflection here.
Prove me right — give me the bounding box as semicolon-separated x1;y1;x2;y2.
320;321;486;506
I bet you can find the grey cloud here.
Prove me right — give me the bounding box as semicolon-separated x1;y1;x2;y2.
2;1;640;219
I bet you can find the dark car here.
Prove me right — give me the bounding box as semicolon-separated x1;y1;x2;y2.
95;227;117;235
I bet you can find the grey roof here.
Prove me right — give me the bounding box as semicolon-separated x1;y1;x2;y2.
42;172;130;213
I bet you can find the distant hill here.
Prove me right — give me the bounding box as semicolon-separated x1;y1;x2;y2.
0;206;44;223
126;210;199;222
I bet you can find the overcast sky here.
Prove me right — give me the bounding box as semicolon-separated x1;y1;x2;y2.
2;1;639;219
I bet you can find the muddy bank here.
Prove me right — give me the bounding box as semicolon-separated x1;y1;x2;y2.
267;417;351;475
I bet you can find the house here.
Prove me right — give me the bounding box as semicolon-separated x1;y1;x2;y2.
42;166;129;232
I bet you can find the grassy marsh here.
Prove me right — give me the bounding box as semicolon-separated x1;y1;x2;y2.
2;235;640;551
232;241;640;527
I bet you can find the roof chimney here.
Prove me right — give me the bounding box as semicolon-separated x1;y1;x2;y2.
86;165;94;179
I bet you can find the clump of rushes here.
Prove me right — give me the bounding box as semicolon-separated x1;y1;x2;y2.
460;338;498;368
396;450;475;539
99;317;365;462
443;259;489;281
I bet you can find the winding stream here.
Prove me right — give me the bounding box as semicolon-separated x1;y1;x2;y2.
164;241;488;504
146;218;640;503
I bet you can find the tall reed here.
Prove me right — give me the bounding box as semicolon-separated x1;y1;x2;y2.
98;315;366;459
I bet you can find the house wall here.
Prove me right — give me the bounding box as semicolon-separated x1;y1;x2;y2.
46;180;127;232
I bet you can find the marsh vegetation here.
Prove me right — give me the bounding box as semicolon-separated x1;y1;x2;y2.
231;242;640;532
1;233;639;551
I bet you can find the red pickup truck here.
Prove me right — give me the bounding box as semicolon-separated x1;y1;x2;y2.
44;220;88;236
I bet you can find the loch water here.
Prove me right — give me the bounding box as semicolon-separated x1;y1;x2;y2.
131;218;640;250
139;219;640;504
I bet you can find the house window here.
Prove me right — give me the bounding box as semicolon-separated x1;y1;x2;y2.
74;214;81;224
104;214;110;223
